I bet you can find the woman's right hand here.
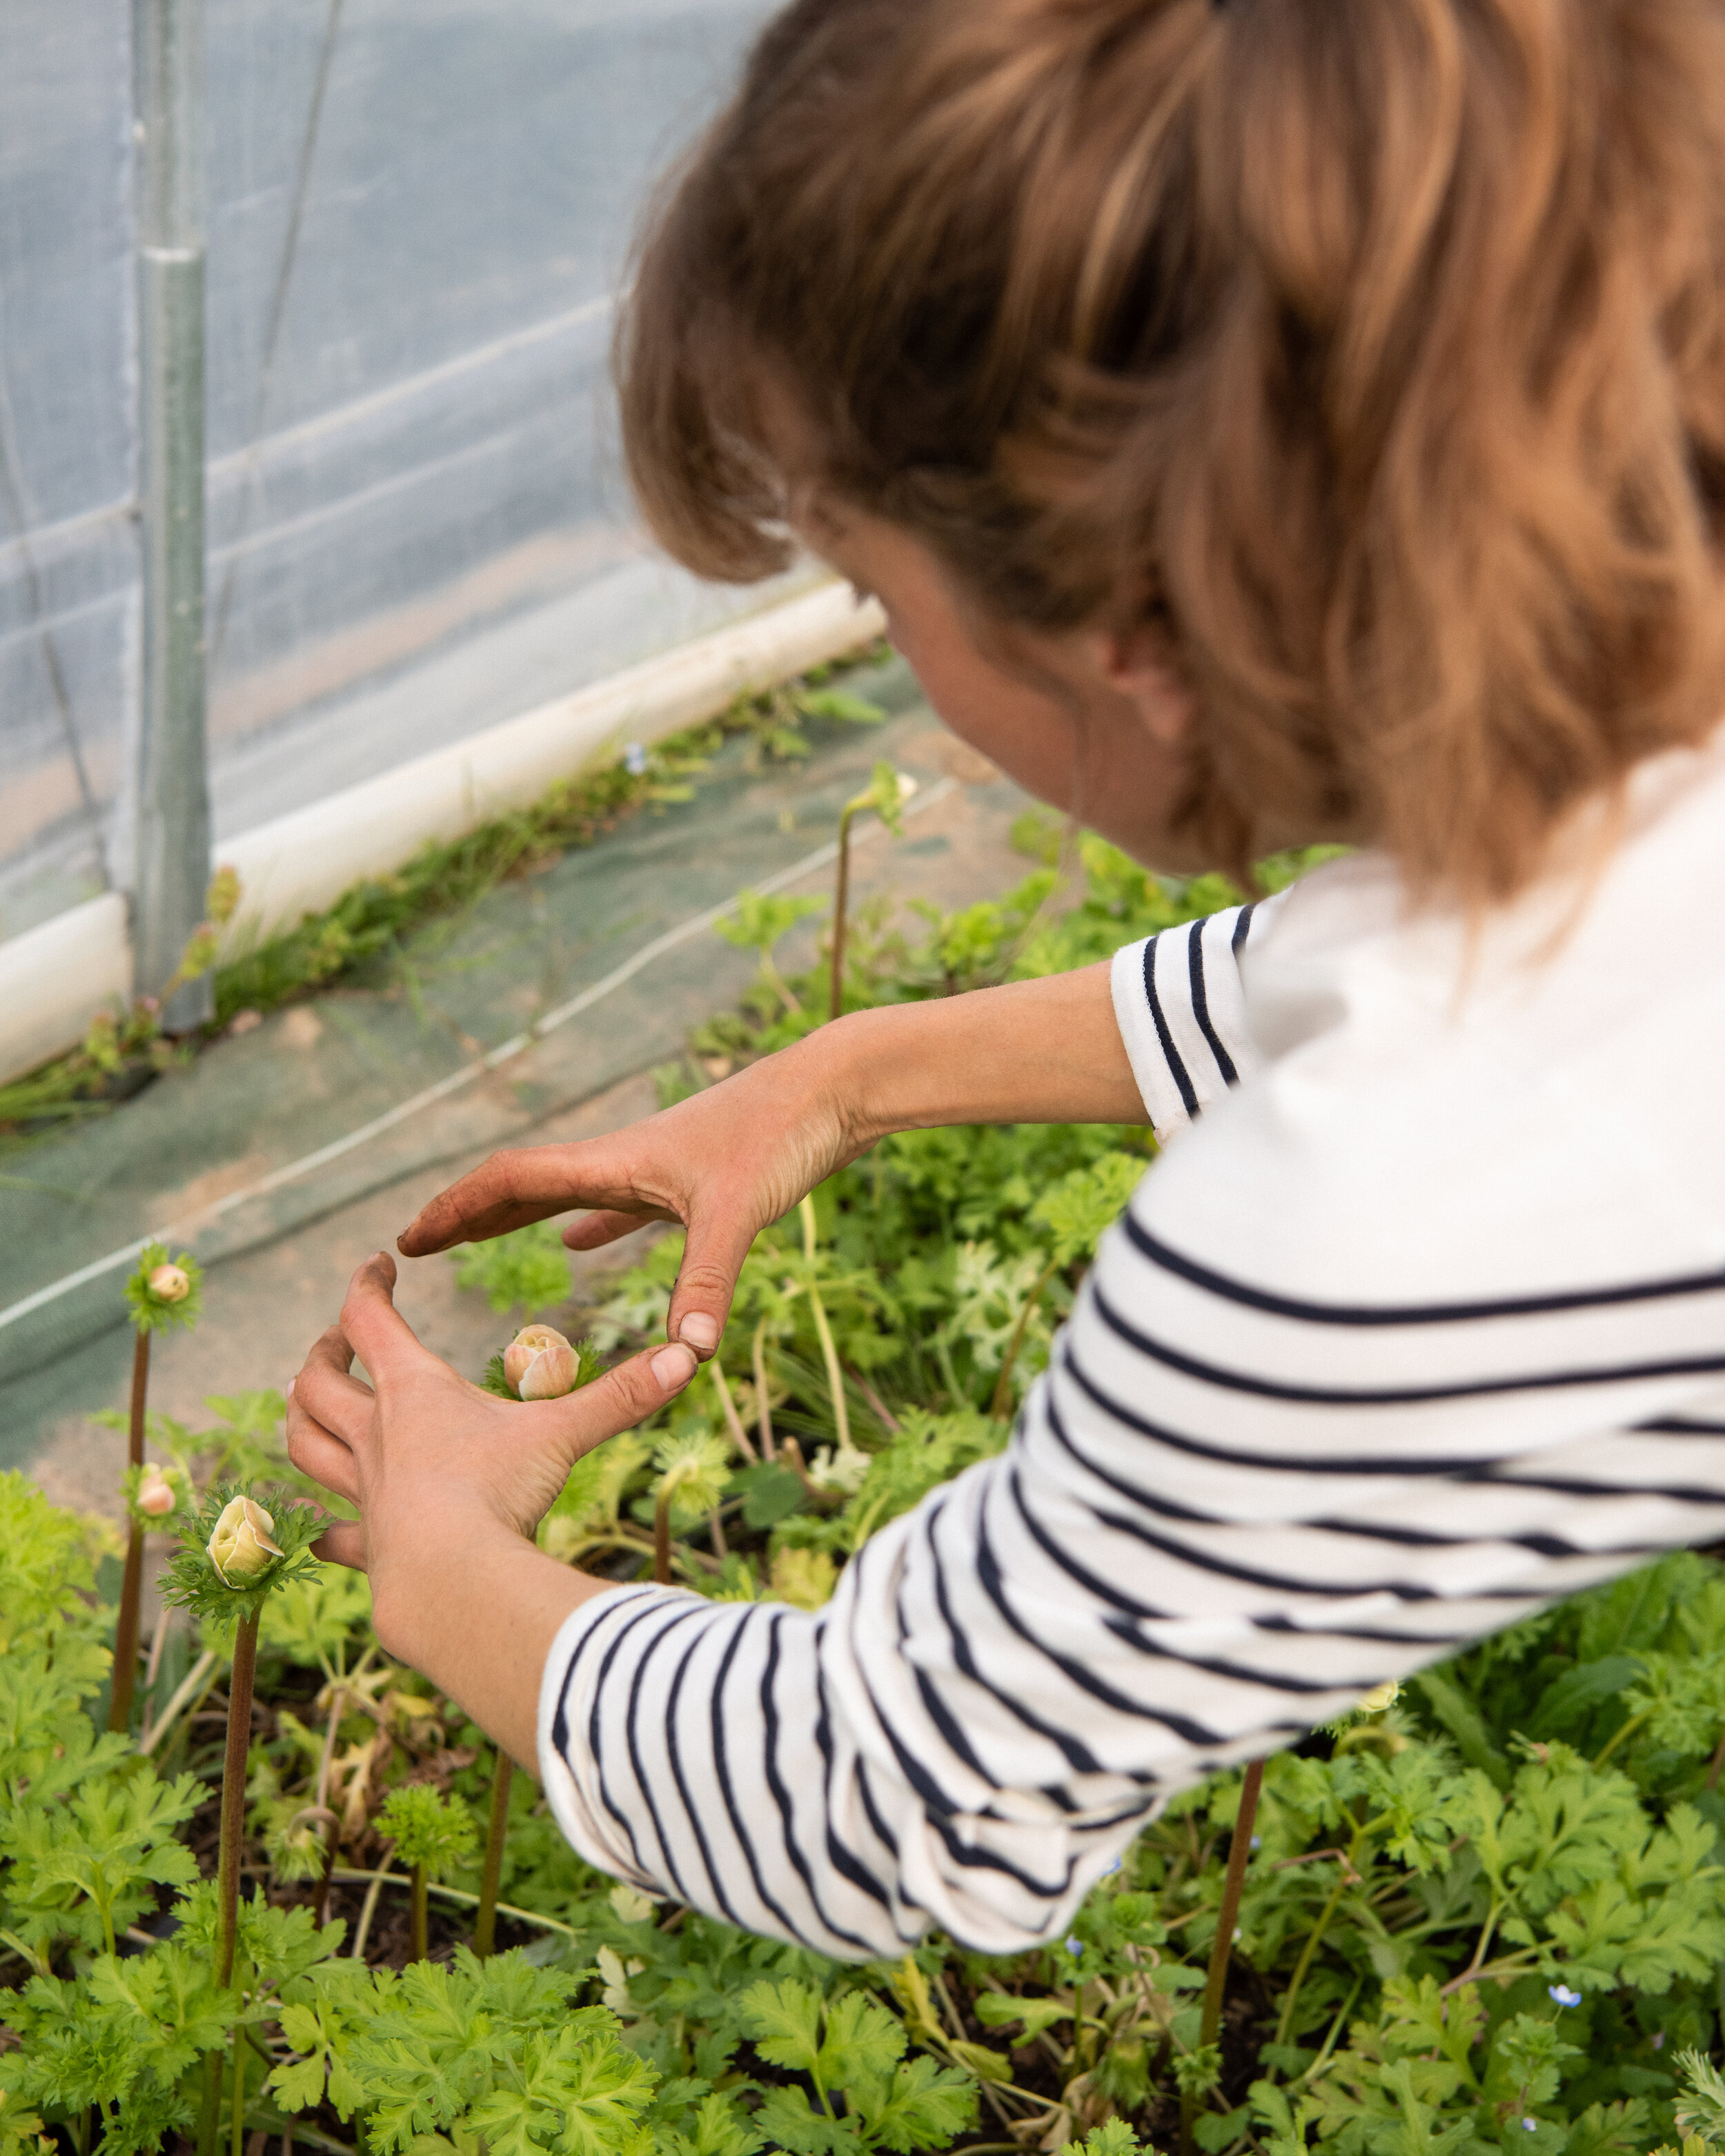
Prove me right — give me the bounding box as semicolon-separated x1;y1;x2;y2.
397;964;1142;1356
395;1026;867;1356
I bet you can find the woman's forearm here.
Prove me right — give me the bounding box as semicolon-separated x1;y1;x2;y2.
821;960;1147;1145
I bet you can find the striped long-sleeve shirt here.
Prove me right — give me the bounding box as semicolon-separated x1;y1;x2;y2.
538;725;1725;1959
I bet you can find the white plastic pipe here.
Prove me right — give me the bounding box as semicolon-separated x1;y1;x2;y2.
0;581;886;1086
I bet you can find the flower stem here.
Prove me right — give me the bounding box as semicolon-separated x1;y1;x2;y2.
710;1356;758;1461
230;2021;245;2156
653;1487;673;1585
217;1610;260;1989
829;804;857;1021
1594;1705;1653;1768
798;1196;853;1457
411;1863;428;1964
1201;1760;1264;2052
473;1754;514;1958
752;1321;776;1460
197;2055;222;2156
1182;1759;1264;2156
1273;1830;1362;2048
989;1254;1061;1419
108;1330;151;1733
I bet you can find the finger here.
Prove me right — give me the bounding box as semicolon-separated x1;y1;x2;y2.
398;1143;633;1256
297;1321;357;1383
337;1253;429;1386
285;1395;362;1505
541;1338;701;1463
664;1205;760;1358
294;1335;377;1447
313;1519;368;1572
561;1207;669;1253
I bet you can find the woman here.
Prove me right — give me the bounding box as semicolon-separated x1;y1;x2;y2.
287;0;1725;1957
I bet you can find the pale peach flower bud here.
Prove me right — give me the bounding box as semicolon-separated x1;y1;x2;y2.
518;1342;580;1400
208;1494;284;1583
148;1263;191;1303
504;1323;578;1398
137;1470;177;1518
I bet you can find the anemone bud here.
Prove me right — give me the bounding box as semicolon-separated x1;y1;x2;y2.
518;1342;580;1400
208;1494;284;1583
137;1469;177;1519
504;1323;576;1398
148;1263;191;1303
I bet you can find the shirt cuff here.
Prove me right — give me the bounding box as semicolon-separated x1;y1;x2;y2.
535;1584;681;1891
1110;936;1198;1140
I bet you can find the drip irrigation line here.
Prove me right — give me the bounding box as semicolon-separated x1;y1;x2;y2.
0;776;956;1338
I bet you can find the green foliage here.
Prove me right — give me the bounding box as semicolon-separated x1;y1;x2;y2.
0;1944;233;2155
1;1768;200;1959
377;1784;479;1881
1062;2125;1156;2156
716;890;827;959
0;1469;106;1645
258;1561;373;1676
1031;1151;1148;1265
738;1979;976;2153
270;1950;658;2155
452;1219;573;1316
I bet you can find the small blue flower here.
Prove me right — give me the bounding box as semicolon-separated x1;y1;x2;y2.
1548;1984;1582;2009
624;741;649;775
1250;1835;1262;1850
1064;1935;1084;1959
1523;2120;1538;2133
1101;1855;1121;1875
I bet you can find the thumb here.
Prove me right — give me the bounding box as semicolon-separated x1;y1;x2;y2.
664;1209;758;1358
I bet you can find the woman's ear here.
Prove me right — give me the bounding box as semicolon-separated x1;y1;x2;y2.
1094;625;1193;747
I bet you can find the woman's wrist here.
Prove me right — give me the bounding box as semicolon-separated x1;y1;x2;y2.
370;1516;612;1766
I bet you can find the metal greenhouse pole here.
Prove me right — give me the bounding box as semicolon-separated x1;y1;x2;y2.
132;0;213;1028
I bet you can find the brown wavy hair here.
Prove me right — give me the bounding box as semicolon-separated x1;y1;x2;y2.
618;0;1725;901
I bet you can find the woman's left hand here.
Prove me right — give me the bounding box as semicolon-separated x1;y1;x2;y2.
284;1252;697;1757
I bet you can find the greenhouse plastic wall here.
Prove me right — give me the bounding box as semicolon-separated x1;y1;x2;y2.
0;0;780;951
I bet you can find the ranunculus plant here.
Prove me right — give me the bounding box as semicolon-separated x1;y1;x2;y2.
162;1483;323;2156
110;1243;204;1734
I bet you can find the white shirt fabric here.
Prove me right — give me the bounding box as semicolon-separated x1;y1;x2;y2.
538;726;1725;1959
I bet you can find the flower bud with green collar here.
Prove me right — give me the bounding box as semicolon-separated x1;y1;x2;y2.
482;1323;587;1401
208;1494;284;1581
123;1456;193;1525
161;1481;324;1623
123;1241;204;1336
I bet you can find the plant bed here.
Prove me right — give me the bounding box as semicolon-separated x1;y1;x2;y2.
0;648;890;1150
6;836;1725;2156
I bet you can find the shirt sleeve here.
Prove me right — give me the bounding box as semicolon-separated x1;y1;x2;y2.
1109;896;1285;1140
538;1188;1725;1959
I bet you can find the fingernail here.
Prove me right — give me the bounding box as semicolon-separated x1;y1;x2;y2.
651;1344;698;1392
286;1378;295;1401
678;1312;720;1352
